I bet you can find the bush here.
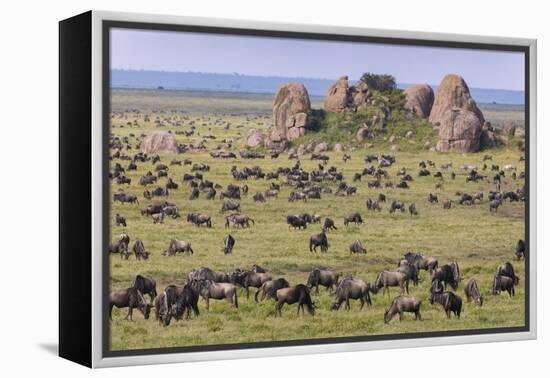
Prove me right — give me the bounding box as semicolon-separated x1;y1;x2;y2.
360;72;397;92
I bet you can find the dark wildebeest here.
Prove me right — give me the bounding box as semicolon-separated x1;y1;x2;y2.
389;201;406;214
309;231;329;253
254;278;290;302
163;239;194;256
515;239;526;260
173;283;200;320
115;213;127;227
253;192;267;202
397;260;419;286
331;278;372;310
343;213;363;226
489;199;502;212
275;284;315;317
409;203;418;216
430;280;462;318
153;285;180;326
109;287;151;320
323;218;337;232
251;264;266;273
349;239;367;254
205;187;216;200
113;192;139;205
132;274;157;303
432;261;460;291
194;280;238;309
230;270;272;300
225;214;254;228
384;296;422;323
464;278;483;306
428;193;438;204
187;213;212;227
163;205;180;219
443;199;452;209
307;268;339;293
373;271;409;296
109;240;130;260
287;215;307;230
132;239;150;260
223;234;235;255
221;201;240;213
403;252;438;274
188;267;229;283
496;262;520;285
489;275;515;297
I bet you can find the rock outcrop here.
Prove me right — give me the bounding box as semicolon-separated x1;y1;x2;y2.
503;121;517;137
243;129;265;148
404;84;434;118
431;75;485;153
272;83;311;142
350;81;370;108
139;131;179;154
324;76;369;112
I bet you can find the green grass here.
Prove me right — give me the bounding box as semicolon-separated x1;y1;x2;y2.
108;89;526;351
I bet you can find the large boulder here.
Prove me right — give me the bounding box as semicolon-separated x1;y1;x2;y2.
243;129;265;148
324;76;351;112
436;107;483;153
350;81;370;108
356;124;369;142
431;75;485;153
429;74;484;125
139;131;179;154
502;120;517;136
404;84;434;118
272;83;311;141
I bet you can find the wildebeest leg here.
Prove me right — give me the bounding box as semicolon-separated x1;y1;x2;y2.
316;285;319;294
359;298;364;310
399;311;403;322
405;280;409;295
297;304;302;316
345;298;351;311
416;310;421;320
275;301;283;316
246;286;250;300
205;297;210;310
125;306;133;321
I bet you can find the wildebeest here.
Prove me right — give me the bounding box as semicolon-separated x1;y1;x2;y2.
349;239;367;254
188;267;230;283
113;192;139;204
384;296;422;323
225;214;254;228
309;231;329;253
187;213;212;227
408;203;418;216
109;287;151;320
397;260;419;286
254;278;290;302
223;234;235;255
221;201;240;213
275;284;315;316
132;274;157;303
516;239;526;260
163;239;194;256
323;218;337;232
307;268;339;293
489;199;502;212
430;280;462;318
253;192;267;202
287;215;307;230
428;193;438;204
389;201;405;214
163;205;180;219
373;271;409;296
152;212;165;224
115;213;127;227
231;270;272;299
331;278;372;310
343;213;363;226
464;278;483;306
109;240;129;259
194;280;238;309
132;239;150;260
173;282;200;320
443;199;452;209
496;262;520;285
432;261;460;290
489;275;515;297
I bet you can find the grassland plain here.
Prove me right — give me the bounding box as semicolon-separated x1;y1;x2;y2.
109;89;526;351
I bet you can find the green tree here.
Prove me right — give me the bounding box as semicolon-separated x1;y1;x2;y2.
360;72;397;92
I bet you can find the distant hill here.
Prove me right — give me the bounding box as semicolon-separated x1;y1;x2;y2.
111;69;525;105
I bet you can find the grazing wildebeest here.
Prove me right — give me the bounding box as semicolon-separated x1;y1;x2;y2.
109;287;151;320
187;212;212;227
403;252;438;274
343;213;363;226
323;218;337;232
205;187;216;200
221;201;240;213
163;239;194;256
223;234;235;255
254;278;290;302
225;214;254;228
443;199;452;209
489;199;502;212
428;193;438;204
194;280;238;309
389;201;405;214
189;187;200;200
153;289;175;326
188;267;229;283
516;239;526;260
408;203;418;216
373;271;409;296
152;212;165;224
349;239;367;254
496;262;520;285
173;283;200;320
489;275;515;297
307;268;339;293
430;280;462;318
109;240;129;259
432;261;460;290
464;278;483;306
253;192;267;202
309;231;329;253
275;284;315;317
331;278;372;310
132;274;157;303
384;296;422;323
163;205;180;219
231;270;272;299
115;213;127;227
397;261;419;286
287;215;307;230
288;191;307;202
113;192;139;204
132;239;150;260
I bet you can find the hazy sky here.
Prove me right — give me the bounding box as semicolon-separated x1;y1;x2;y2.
111;28;525;91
